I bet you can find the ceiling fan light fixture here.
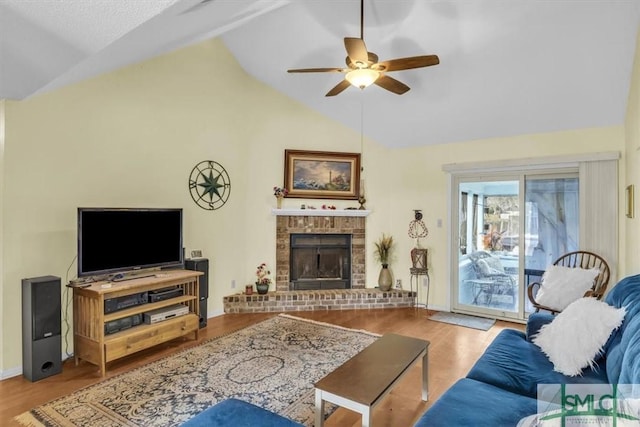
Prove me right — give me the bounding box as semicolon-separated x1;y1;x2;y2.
345;68;380;89
287;0;439;96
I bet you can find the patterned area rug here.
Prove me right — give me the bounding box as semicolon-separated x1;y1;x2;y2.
15;314;379;427
429;311;496;331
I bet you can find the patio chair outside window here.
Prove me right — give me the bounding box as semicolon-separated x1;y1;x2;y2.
467;251;516;306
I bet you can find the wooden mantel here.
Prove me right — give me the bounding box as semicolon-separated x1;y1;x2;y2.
271;208;371;217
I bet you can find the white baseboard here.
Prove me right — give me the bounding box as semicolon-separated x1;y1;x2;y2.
0;365;21;380
208;309;224;318
1;352;74;381
415;303;448;312
0;366;22;380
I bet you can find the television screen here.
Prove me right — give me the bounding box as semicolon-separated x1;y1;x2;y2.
78;208;183;277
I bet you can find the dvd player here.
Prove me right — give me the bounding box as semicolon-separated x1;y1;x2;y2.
148;286;183;303
143;304;189;324
104;291;148;314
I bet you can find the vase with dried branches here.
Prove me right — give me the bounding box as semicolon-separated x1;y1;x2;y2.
374;234;394;291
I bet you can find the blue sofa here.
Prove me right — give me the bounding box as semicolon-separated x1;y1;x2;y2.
181;398;302;427
416;273;640;426
182;274;640;426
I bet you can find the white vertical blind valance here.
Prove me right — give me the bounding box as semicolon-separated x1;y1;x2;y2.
579;159;619;282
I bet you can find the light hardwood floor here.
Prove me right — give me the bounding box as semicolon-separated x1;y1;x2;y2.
0;308;523;426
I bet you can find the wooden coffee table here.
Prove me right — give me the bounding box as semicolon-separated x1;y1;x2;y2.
314;333;429;427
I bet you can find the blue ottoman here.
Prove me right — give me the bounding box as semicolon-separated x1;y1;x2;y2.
181;398;304;427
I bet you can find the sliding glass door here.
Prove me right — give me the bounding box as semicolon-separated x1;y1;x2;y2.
455;178;521;318
522;176;579;313
452;173;578;320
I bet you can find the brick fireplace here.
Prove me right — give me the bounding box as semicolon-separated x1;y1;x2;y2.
275;214;366;292
222;209;416;313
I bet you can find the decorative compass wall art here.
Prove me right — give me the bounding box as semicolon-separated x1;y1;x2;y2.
188;160;231;210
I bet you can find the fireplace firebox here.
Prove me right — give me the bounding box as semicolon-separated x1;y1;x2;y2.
290;234;351;290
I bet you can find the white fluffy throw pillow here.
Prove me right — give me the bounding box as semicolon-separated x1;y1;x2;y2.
532;297;625;377
535;265;599;311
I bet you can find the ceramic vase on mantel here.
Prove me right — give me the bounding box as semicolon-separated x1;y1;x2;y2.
256;282;269;295
276;196;283;209
378;264;393;291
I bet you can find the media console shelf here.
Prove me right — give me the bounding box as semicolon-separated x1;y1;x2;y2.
73;270;202;376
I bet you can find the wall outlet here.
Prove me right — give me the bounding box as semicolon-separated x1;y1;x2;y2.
231;279;236;289
191;250;202;258
437;219;443;228
395;279;402;289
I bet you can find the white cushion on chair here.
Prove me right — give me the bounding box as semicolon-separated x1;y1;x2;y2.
477;257;505;275
535;265;599;312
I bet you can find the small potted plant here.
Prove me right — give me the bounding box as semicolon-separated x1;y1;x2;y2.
374;234;394;291
255;262;272;294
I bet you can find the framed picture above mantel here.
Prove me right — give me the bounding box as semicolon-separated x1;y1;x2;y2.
284;150;361;200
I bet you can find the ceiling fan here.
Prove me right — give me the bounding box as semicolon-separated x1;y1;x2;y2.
287;0;440;96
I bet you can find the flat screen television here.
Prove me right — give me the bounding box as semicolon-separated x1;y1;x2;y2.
77;208;183;278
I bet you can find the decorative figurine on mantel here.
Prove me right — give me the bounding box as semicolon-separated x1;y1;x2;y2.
273;186;288;209
408;210;429;273
358;194;366;210
358;179;366;210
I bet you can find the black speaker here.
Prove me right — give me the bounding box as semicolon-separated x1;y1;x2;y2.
199;297;207;329
185;258;209;299
22;275;62;381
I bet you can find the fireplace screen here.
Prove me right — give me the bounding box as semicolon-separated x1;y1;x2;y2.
290;234;351;290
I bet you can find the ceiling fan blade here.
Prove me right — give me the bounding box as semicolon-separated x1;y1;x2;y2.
288;67;344;73
376;55;440;72
344;37;369;64
326;79;352;97
374;75;410;95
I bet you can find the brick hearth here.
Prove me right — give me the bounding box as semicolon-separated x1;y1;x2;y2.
223;289;416;313
222;210;407;314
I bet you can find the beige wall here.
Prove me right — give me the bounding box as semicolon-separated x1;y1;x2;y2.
0;35;630;374
1;39;365;374
625;24;640;275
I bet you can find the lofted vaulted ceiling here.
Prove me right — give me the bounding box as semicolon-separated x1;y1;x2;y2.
1;0;639;147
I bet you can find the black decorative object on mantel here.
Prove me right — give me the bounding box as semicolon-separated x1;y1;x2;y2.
188;160;231;210
358;194;367;210
358;177;366;209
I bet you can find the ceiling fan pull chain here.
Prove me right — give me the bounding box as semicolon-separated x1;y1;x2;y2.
360;0;364;40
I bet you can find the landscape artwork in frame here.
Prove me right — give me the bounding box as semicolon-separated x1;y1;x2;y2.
284;150;361;200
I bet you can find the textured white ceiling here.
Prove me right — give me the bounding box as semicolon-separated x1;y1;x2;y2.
2;0;178;52
1;0;639;148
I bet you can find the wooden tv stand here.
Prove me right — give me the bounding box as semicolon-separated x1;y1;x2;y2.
72;270;202;376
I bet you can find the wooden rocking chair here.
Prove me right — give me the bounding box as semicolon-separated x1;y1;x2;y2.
527;250;611;314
